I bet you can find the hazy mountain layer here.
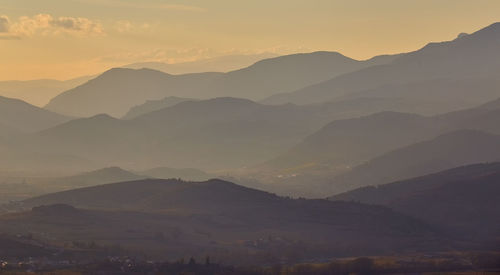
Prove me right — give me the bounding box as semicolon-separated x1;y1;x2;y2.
122;96;196;119
330;130;500;193
46;51;399;117
331;162;500;240
0;76;93;107
264;23;500;107
0;95;71;133
123;53;278;74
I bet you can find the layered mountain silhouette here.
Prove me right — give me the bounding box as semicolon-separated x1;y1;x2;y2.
264;95;500;175
0;75;92;107
123;53;278;74
263;112;441;171
122;96;196;119
331;163;500;240
41;167;145;191
0;95;71;133
330;130;500;193
264;23;500;109
28;97;405;170
139;167;212;181
45;51;399;117
45;68;222;117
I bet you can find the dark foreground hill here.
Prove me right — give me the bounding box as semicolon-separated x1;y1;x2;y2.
0;179;444;263
331;163;500;243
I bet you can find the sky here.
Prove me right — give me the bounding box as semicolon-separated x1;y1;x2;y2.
1;0;500;81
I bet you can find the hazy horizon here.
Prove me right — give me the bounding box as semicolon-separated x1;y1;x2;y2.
1;0;500;81
1;2;500;273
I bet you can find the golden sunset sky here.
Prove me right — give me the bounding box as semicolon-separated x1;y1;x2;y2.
1;0;500;81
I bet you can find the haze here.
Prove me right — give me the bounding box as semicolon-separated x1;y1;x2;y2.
1;1;500;274
1;0;500;81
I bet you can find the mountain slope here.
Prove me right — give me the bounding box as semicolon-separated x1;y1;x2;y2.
42;167;145;190
139;167;212;181
0;95;71;133
331;130;500;193
122;96;196;119
34;97;367;170
123;53;278;74
263;95;500;175
45;51;398;117
264;23;500;106
331;163;500;239
45;68;222;117
0;75;93;106
263;112;441;171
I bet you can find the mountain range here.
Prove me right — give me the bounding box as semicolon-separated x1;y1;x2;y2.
263;23;500;111
0;75;93;107
0;95;71;133
123;53;278;74
45;51;400;117
331;162;500;241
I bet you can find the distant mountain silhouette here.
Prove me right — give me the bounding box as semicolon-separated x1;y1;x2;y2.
45;68;222;117
263;112;440;171
139;167;212;181
45;51;399;117
122;96;196;119
331;130;500;193
42;167;145;190
264;23;500;108
0;75;93;107
263;95;500;175
331;162;500;240
123;53;278;74
33;97;395;170
0;95;71;133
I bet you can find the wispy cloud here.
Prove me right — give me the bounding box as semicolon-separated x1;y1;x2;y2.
0;14;105;39
73;0;205;12
0;15;9;32
95;46;311;65
0;15;20;39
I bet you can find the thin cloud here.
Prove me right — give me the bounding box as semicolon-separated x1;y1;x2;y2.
1;14;105;39
75;0;205;12
0;15;9;32
0;15;21;39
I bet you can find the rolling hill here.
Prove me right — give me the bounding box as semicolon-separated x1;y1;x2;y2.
0;178;441;262
330;130;500;193
261;95;500;176
41;167;146;191
139;167;212;181
331;163;500;240
263;112;442;171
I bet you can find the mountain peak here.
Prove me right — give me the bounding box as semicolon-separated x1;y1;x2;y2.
88;113;117;121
